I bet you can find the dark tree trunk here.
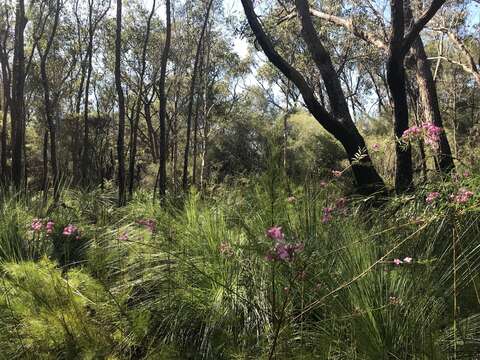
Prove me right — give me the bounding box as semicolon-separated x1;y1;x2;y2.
0;55;9;183
158;0;171;198
241;0;384;194
11;0;26;190
386;0;446;193
182;0;213;191
115;0;127;206
81;16;94;186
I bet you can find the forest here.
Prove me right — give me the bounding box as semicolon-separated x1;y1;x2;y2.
0;0;479;358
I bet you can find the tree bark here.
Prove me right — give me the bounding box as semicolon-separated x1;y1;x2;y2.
158;0;171;198
115;0;126;206
11;0;26;190
404;1;454;173
386;0;446;193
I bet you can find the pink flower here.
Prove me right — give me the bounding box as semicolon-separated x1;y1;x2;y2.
31;219;43;232
451;188;474;204
63;224;78;236
402;122;443;150
335;197;347;209
266;226;284;241
137;219;156;232
219;242;234;256
46;220;55;234
426;191;440;203
320;180;328;187
322;207;333;223
332;170;342;178
393;258;403;266
287;196;297;203
118;232;129;241
463;171;470;178
403;257;412;263
372;143;380;151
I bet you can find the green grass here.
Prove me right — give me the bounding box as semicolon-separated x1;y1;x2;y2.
0;173;478;359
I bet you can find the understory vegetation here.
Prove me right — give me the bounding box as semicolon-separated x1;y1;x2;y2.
0;164;479;359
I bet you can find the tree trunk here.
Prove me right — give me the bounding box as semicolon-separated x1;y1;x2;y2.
182;0;214;191
127;0;155;197
11;0;26;190
81;20;94;186
38;0;61;200
115;0;127;206
405;11;454;173
158;0;171;198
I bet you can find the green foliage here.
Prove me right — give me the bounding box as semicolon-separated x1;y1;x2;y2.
0;172;479;359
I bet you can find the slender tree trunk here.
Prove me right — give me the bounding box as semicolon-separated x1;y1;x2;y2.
158;0;171;197
0;71;9;183
0;32;10;184
182;0;213;191
144;99;157;161
115;0;127;206
11;0;26;190
127;0;155;197
38;0;61;200
81;21;94;186
42;129;48;194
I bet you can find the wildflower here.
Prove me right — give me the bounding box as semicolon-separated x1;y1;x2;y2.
322;207;333;224
403;257;413;263
425;191;440;204
463;171;470;178
219;241;234;256
137;219;156;232
63;224;78;236
118;232;129;241
46;220;55;234
335;197;347;209
320;180;328;187
451;188;474;204
332;170;342;178
287;196;297;203
266;226;284;241
372;143;380;151
402;122;443;150
393;258;403;266
389;296;401;305
265;241;303;262
31;219;43;233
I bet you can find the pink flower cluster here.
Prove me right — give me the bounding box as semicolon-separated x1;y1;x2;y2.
118;231;129;241
63;224;78;236
451;188;474;204
219;241;234;256
402;122;443;150
31;219;43;232
426;191;440;204
137;219;156;232
331;170;342;178
322;207;333;223
393;257;412;266
265;226;304;262
30;219;55;235
322;197;348;224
